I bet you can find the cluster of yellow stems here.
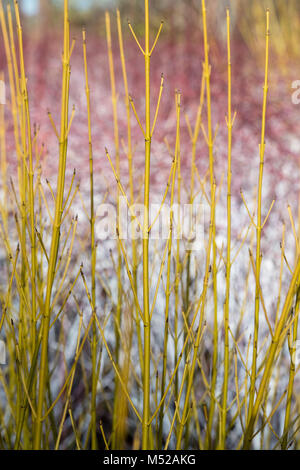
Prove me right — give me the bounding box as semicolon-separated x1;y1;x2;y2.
0;0;299;450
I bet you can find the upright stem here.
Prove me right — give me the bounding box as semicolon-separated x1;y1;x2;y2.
15;3;38;442
142;0;151;450
248;9;269;422
158;92;180;448
183;68;205;449
202;0;218;448
13;1;28;437
105;12;123;449
174;97;182;440
34;0;70;449
82;28;97;450
117;9;143;380
220;9;233;449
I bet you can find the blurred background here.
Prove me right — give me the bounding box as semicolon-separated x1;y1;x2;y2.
4;0;300;62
